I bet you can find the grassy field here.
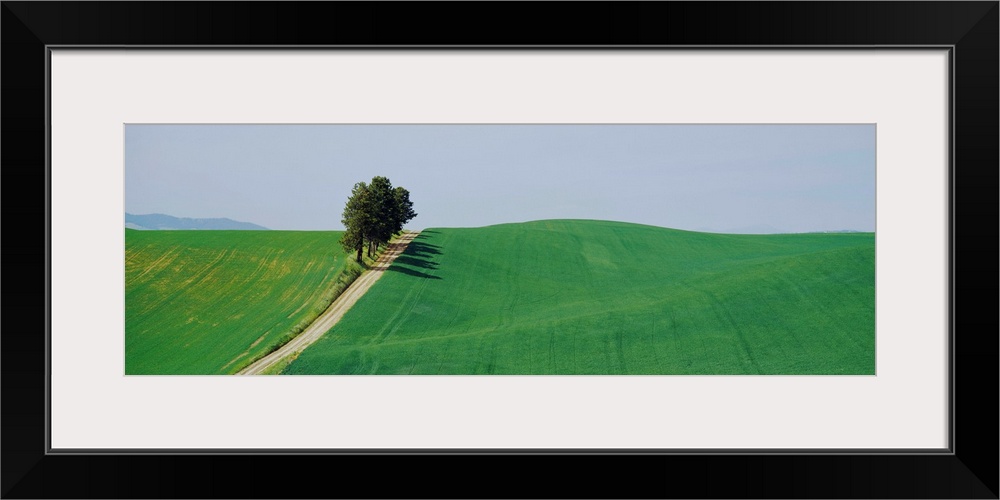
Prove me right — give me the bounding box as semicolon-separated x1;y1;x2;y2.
284;220;875;375
125;229;355;374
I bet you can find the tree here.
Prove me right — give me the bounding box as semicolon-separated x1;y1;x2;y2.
392;186;417;235
340;181;373;262
367;176;396;256
340;176;417;263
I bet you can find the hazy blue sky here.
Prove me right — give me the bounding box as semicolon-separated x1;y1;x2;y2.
125;124;875;233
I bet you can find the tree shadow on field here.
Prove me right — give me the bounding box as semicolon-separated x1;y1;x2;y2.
405;240;442;259
394;255;439;270
387;265;442;280
386;238;443;280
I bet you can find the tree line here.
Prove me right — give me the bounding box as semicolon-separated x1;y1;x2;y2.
340;176;417;262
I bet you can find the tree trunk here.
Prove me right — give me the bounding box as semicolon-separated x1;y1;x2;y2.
356;245;363;262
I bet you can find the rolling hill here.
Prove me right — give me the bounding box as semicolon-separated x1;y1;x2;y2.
125;229;353;374
284;219;875;375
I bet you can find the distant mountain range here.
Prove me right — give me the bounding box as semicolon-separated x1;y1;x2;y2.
125;213;268;230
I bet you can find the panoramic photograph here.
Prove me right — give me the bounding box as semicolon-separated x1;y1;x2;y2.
124;124;875;375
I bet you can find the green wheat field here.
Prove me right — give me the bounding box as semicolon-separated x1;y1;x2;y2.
282;219;875;375
125;229;355;374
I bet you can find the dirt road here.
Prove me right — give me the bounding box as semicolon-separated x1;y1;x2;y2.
237;231;420;375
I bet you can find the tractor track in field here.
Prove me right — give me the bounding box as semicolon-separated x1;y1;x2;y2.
237;231;420;375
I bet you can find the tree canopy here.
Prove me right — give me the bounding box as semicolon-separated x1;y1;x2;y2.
340;176;417;262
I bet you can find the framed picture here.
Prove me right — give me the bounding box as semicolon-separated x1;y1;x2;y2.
3;2;996;498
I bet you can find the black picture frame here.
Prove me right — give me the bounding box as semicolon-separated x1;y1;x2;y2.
3;2;996;498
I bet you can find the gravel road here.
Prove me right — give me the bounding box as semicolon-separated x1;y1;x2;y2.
237;231;420;375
